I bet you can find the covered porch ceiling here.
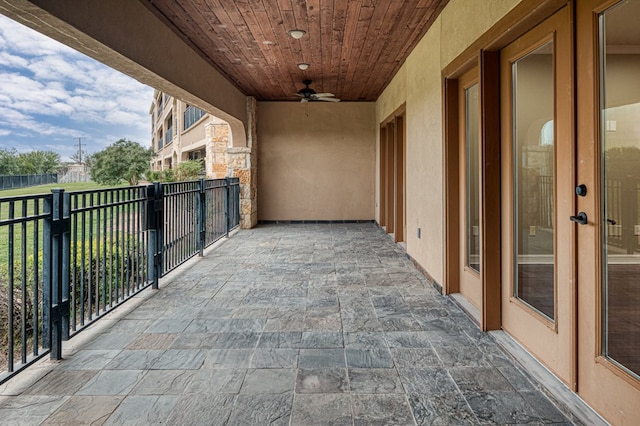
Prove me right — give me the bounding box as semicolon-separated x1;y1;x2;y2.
143;0;449;101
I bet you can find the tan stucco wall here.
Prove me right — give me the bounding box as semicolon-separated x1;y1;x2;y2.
439;0;521;66
375;0;521;285
180;121;208;148
258;102;375;221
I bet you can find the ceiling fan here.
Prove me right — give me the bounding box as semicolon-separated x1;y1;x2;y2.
295;79;340;103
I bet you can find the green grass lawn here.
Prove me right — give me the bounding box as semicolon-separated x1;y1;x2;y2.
0;182;125;198
0;182;140;266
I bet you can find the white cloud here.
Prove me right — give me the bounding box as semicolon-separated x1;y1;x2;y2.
0;16;76;57
0;51;28;68
0;14;153;159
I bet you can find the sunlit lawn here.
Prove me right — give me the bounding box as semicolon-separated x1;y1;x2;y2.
0;181;126;197
0;181;136;264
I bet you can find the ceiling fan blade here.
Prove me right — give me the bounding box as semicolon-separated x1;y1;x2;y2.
317;97;340;102
313;93;335;98
294;93;304;97
300;98;309;103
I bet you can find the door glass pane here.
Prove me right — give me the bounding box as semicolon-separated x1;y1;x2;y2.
466;84;481;272
512;41;555;320
601;1;640;378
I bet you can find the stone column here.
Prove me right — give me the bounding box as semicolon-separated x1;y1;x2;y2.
227;147;251;227
226;97;258;229
205;121;230;179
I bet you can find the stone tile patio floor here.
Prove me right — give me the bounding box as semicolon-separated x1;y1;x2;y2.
0;223;578;425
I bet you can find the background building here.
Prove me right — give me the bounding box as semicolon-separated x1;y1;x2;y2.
150;90;231;179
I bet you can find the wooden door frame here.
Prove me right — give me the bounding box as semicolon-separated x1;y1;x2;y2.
480;50;502;331
379;105;406;240
379;124;387;227
394;114;406;243
444;77;461;295
385;123;395;234
444;54;501;331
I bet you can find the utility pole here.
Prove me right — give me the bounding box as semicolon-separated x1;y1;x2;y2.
74;137;86;164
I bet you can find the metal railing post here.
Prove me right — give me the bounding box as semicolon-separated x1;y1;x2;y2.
43;189;70;360
225;177;231;237
198;178;206;256
61;192;71;341
156;182;165;281
42;196;52;351
145;182;164;289
145;184;156;289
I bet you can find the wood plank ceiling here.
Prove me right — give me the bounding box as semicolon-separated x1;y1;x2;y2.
143;0;449;101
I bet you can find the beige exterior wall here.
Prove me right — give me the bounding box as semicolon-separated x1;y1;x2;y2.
257;102;375;221
375;0;521;286
439;0;521;66
180;120;208;148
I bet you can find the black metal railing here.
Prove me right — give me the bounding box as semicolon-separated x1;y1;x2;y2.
536;175;554;229
0;177;240;383
605;177;640;253
0;174;58;190
162;181;199;273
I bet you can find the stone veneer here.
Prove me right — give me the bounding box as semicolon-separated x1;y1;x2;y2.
203;97;257;229
205;122;230;179
226;97;257;229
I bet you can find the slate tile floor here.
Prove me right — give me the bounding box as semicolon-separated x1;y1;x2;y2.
0;223;576;425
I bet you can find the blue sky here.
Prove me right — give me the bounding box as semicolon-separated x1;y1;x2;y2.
0;15;154;162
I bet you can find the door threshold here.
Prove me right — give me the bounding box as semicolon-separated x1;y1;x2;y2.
450;293;480;325
490;330;608;426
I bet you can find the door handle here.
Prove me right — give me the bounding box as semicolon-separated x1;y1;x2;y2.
606;218;617;225
570;212;588;225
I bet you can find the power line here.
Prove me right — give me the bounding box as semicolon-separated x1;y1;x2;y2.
74;137;86;164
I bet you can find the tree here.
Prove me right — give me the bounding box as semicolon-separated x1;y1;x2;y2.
16;151;60;174
0;149;18;175
92;139;153;186
174;160;204;181
605;146;640;179
82;153;95;170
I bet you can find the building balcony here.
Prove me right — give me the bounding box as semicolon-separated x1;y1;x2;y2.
0;220;584;424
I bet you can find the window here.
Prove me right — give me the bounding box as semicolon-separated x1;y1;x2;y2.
157;129;163;150
165;114;173;144
183;105;206;130
157;94;164;112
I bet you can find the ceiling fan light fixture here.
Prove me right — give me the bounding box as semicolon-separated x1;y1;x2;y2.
288;29;306;39
297;63;310;70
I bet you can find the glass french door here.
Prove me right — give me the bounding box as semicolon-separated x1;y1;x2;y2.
599;0;640;381
500;6;576;386
458;68;482;309
576;0;640;422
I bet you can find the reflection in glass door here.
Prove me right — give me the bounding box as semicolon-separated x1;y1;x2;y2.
466;84;481;273
512;42;555;320
600;1;640;378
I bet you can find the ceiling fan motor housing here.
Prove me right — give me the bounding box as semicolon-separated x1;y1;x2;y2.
295;79;339;102
298;80;316;98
